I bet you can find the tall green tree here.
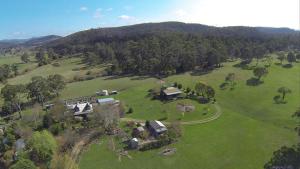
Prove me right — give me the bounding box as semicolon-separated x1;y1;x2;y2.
287;52;296;65
1;84;27;116
27;76;51;105
47;74;66;97
253;67;268;81
277;87;291;101
195;82;207;97
28;130;57;165
225;73;236;89
35;50;49;66
277;52;286;65
21;53;30;63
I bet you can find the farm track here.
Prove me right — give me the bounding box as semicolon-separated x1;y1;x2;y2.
121;103;222;125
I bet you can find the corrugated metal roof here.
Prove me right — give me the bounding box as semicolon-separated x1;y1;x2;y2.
97;98;115;103
163;87;182;96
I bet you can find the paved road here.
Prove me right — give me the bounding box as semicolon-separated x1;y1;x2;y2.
121;103;222;126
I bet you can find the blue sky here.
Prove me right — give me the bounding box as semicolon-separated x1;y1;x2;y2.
0;0;299;40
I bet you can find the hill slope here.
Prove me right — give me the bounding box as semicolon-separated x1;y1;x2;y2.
48;22;299;46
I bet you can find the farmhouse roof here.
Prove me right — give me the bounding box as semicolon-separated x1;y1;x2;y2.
163;87;182;96
72;102;93;115
149;120;167;133
97;98;115;103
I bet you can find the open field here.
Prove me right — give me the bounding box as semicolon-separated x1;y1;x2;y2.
1;55;299;169
0;54;37;75
0;56;104;87
75;61;299;169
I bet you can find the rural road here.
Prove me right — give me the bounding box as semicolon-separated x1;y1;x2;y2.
121;103;222;126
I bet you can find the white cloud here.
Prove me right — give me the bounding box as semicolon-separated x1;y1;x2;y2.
106;8;113;12
124;5;133;11
94;8;102;18
170;0;299;29
119;15;133;20
80;6;88;11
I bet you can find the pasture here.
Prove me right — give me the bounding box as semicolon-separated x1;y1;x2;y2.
77;61;299;169
1;55;299;169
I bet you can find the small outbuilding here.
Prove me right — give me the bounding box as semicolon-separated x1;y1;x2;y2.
132;126;145;138
129;138;139;149
96;90;109;96
148;120;167;137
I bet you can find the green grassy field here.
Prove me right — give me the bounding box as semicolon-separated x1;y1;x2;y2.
77;61;299;169
0;56;104;87
1;55;299;169
0;54;37;75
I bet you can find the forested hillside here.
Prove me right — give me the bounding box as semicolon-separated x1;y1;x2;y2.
45;22;300;75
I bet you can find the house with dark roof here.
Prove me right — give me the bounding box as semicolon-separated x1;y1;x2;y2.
148;120;167;137
67;102;93;116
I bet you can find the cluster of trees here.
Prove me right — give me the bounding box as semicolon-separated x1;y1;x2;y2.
20;53;30;63
277;51;300;66
45;22;300;76
35;48;61;66
220;73;236;90
195;82;216;101
253;67;269;81
0;64;19;83
265;108;300;169
0;123;59;169
1;74;66;116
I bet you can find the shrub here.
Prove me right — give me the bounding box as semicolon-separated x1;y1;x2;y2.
86;70;92;75
127;107;133;114
49;123;64;136
177;84;183;89
52;63;60;67
273;95;284;104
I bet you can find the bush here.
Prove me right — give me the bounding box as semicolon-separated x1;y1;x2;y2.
85;76;95;81
177;84;183;89
52;63;60;67
86;70;92;75
127;107;133;114
10;158;37;169
49;123;64;136
139;135;172;151
273;95;286;104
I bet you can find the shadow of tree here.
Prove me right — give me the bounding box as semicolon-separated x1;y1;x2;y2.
273;95;287;104
282;64;293;68
246;77;264;86
190;70;212;76
219;83;228;90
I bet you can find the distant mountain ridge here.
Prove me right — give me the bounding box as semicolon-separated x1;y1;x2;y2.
0;35;62;49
